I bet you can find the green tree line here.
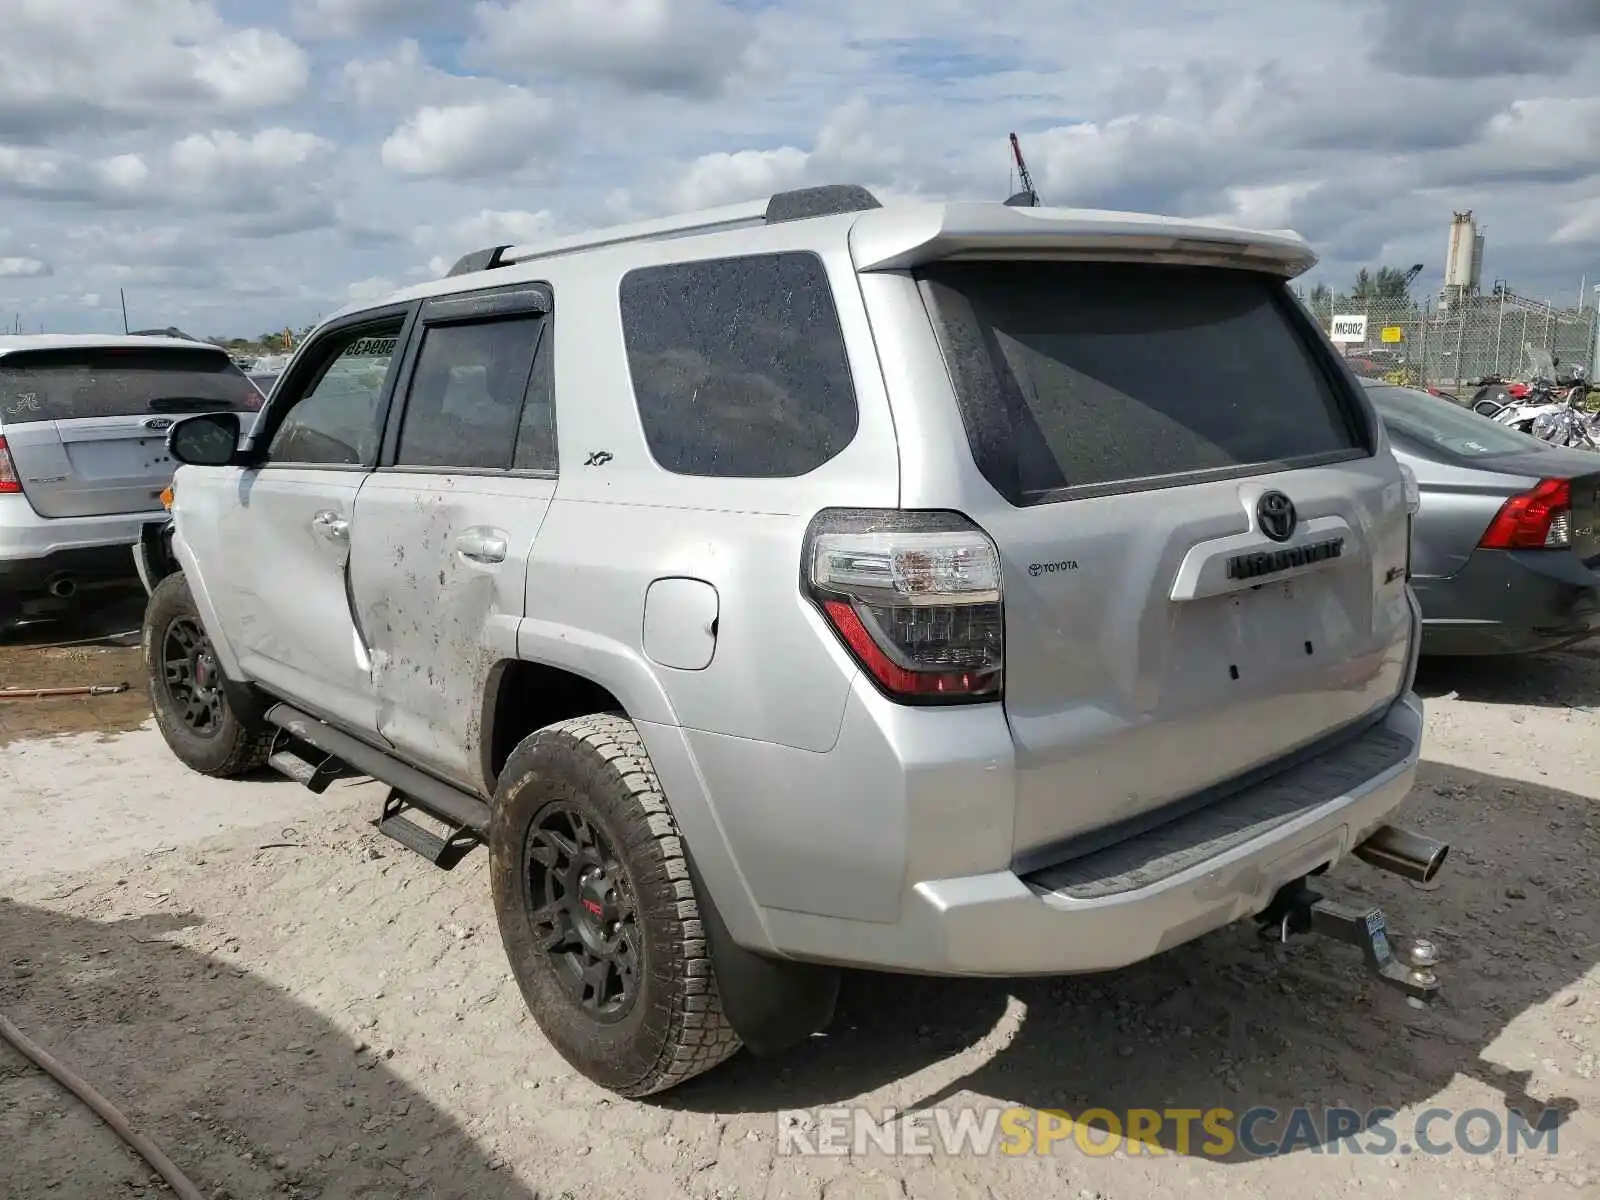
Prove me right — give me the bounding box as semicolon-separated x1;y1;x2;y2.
1299;267;1420;322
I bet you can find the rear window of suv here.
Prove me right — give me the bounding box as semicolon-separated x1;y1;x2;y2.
916;261;1367;504
0;346;263;423
619;251;860;478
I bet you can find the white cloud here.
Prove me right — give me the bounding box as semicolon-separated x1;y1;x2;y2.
1433;97;1600;183
2;0;1599;338
0;146;67;191
294;0;442;38
345;275;399;302
167;128;331;185
1554;198;1600;244
188;27;311;109
1197;181;1324;231
665;147;810;211
0;0;308;138
471;0;758;96
630;98;911;215
100;154;151;190
0;256;50;278
381;90;557;178
411;208;559;275
343;38;506;111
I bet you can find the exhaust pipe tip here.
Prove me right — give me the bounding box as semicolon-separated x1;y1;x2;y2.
1353;824;1450;884
45;575;77;600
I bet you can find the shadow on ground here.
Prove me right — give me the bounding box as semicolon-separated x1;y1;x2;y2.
1;585;145;648
0;587;152;747
1415;647;1600;710
664;760;1595;1162
0;901;540;1200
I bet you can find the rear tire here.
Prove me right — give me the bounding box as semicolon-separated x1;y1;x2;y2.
142;572;274;777
489;713;742;1097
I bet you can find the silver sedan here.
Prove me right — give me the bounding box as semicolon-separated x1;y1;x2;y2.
1362;378;1600;656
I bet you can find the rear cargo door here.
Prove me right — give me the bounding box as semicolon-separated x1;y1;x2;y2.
912;261;1414;860
0;345;262;518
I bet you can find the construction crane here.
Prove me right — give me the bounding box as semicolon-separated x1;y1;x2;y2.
1005;132;1040;207
1402;263;1424;288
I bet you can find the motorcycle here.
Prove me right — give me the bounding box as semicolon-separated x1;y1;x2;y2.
1470;345;1571;436
1530;371;1598;450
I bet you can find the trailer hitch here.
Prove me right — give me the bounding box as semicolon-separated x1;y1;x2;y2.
1257;881;1441;1006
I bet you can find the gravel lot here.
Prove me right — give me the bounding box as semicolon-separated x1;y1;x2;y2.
1;595;1597;1199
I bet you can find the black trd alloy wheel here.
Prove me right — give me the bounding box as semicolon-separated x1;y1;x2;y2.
489;713;742;1097
142;573;273;777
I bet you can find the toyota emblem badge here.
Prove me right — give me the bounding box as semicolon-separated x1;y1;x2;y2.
1256;490;1297;542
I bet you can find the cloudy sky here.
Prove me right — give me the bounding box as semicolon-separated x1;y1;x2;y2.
1;0;1598;338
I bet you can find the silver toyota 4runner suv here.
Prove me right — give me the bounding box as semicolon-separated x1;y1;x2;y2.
144;185;1447;1098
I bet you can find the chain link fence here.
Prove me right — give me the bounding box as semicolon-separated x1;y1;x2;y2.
1299;291;1598;390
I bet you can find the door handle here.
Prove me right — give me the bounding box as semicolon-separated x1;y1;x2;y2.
455;527;508;564
311;510;349;542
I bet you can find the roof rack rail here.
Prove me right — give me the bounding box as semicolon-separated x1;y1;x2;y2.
446;244;514;277
764;184;881;224
443;183;886;278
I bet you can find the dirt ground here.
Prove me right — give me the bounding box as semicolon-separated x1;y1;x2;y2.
1;596;1597;1199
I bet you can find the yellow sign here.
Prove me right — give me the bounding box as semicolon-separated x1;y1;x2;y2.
1381;326;1403;343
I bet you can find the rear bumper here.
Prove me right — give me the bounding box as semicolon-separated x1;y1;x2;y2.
0;495;149;594
1414;548;1600;656
758;692;1425;976
0;544;136;593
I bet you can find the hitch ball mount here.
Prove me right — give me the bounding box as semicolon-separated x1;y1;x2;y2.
1257;880;1441;1007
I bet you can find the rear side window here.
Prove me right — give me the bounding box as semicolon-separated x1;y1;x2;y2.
0;347;263;423
917;262;1365;504
395;315;547;472
619;251;859;478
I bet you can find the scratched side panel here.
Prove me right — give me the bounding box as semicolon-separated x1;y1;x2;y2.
349;472;553;789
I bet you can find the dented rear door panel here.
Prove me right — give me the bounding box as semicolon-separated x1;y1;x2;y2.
348;473;551;790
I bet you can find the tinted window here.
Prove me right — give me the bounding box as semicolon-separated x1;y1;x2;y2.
267;327;400;466
396;316;546;471
619;251;859;477
918;262;1363;502
512;323;557;473
1366;383;1544;458
0;347;263;423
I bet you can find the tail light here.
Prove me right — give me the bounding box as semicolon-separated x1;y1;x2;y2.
0;436;20;494
804;509;1003;704
1478;478;1571;550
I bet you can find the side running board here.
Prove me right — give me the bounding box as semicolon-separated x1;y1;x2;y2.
262;704;491;869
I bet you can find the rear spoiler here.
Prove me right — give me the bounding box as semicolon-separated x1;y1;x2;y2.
848;202;1318;279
